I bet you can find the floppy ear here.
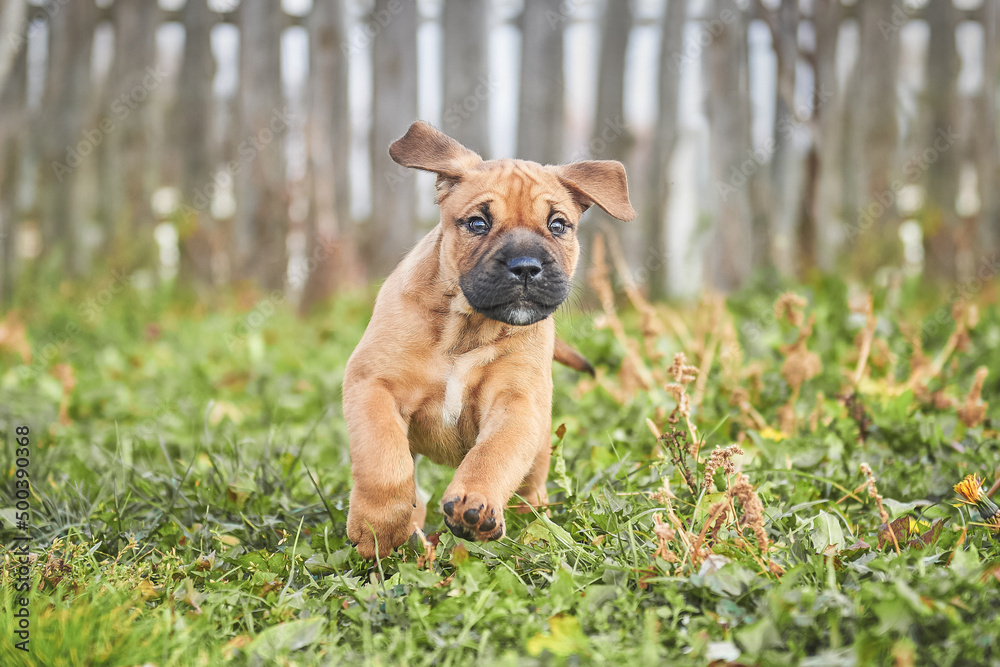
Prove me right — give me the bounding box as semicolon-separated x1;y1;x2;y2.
389;121;482;180
551;160;636;222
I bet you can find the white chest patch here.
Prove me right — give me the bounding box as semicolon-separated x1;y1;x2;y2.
440;345;500;428
441;372;464;427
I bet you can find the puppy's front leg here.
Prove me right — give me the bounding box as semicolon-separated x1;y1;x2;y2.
441;393;549;541
345;380;417;559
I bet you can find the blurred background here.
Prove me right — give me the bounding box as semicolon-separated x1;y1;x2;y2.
0;0;996;310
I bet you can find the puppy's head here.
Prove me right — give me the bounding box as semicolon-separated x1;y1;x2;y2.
390;121;635;326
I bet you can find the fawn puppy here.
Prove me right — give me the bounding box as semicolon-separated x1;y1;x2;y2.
345;121;635;558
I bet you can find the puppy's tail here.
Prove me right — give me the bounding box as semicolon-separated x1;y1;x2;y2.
554;338;595;377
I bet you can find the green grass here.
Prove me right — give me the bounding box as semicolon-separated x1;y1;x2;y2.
1;273;999;666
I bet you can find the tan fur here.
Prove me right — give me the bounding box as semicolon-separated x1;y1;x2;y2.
344;121;634;558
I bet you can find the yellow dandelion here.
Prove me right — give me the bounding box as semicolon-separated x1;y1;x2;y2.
954;474;1000;532
954;474;985;506
759;427;786;442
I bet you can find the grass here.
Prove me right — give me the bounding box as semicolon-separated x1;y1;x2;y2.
1;266;999;666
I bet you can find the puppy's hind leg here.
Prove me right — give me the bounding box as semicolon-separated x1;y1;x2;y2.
411;454;430;530
515;438;551;513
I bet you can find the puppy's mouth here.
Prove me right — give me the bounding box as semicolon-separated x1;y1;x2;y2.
460;272;570;326
467;294;560;326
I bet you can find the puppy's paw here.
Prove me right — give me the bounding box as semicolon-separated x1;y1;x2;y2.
347;501;416;559
441;491;504;542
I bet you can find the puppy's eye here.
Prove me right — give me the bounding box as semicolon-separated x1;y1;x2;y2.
464;217;490;235
548;218;569;236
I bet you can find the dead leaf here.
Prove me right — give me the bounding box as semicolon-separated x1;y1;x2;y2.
980;563;1000;584
258;580;282;596
450;544;469;566
209;401;244;426
0;311;31;363
52;364;76;424
137;579;162;600
908;519;946;550
878;515;912;550
957;367;989;428
40;558;71;589
222;635;253;660
194;550;216;571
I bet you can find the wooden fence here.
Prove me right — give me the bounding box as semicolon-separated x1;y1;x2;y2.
0;0;996;308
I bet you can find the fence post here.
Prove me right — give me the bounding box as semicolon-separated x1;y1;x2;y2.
442;0;491;156
977;0;998;254
517;0;564;165
103;0;160;256
812;0;843;273
36;0;99;274
0;42;28;303
854;0;901;275
300;0;356;313
768;0;801;276
236;0;288;290
705;0;754;290
644;0;689;300
174;0;217;285
584;0;633;294
923;0;961;281
368;0;419;279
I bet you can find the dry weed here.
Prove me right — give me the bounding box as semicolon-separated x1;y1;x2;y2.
860;463;900;554
957;367;989;428
703;444;744;491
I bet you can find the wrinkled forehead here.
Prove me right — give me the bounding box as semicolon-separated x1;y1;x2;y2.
444;159;581;222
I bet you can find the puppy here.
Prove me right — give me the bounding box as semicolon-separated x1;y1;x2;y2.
344;121;635;558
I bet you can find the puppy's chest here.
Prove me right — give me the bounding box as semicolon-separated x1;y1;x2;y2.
408;349;496;464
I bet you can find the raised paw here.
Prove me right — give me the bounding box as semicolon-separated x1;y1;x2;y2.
441;491;504;542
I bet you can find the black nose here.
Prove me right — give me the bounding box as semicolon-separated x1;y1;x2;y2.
507;256;543;281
